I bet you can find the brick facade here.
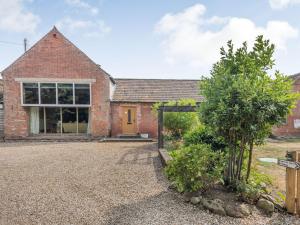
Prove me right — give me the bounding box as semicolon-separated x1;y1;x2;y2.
2;27;111;138
3;24;300;139
272;77;300;137
111;102;158;138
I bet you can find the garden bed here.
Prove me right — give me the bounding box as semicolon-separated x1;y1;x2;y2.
160;142;287;218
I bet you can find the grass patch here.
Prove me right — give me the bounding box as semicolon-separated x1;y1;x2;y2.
252;140;300;193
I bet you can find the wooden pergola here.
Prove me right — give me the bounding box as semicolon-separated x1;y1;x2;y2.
157;105;198;149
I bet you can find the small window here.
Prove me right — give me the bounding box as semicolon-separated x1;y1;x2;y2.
23;83;39;104
127;109;132;124
75;84;90;105
40;83;56;104
58;83;73;104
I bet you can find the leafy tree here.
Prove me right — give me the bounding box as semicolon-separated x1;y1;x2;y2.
152;99;199;139
200;36;299;185
183;125;227;151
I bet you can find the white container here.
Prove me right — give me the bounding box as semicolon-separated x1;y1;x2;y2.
141;133;149;138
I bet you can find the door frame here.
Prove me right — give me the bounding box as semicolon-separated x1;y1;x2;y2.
121;105;137;135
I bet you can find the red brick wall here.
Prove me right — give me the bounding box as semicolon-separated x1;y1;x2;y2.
2;28;111;138
273;78;300;137
111;102;158;138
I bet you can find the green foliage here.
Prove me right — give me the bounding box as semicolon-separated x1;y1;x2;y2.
274;191;286;205
165;144;224;192
152;99;199;139
236;168;273;203
199;35;300;184
164;136;182;152
183;125;227;151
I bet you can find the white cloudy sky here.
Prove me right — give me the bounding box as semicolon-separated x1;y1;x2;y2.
0;0;299;79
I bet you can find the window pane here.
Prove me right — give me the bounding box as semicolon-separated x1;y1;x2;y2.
75;84;90;105
78;108;89;133
58;83;73;104
62;108;77;133
23;83;39;104
127;109;132;124
41;83;56;104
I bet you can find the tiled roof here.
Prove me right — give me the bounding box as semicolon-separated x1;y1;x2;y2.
112;79;204;102
290;73;300;80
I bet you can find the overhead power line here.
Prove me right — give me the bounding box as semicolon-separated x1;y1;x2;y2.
0;40;23;46
0;39;28;52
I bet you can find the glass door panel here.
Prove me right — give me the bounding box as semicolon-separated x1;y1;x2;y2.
45;108;61;133
78;108;89;133
35;107;89;134
62;108;77;133
39;107;45;133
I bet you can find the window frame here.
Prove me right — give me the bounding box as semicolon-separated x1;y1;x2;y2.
21;82;92;107
32;106;90;134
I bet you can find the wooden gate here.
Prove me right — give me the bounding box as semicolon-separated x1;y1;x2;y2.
281;151;300;215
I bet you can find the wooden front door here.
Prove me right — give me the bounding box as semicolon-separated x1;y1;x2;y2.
122;106;137;134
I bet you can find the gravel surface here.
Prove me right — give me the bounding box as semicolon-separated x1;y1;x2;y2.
0;142;299;225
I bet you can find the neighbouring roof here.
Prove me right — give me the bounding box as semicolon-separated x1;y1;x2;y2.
112;79;203;103
290;73;300;80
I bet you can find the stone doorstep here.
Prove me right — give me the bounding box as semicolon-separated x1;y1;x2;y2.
4;136;154;143
101;137;154;142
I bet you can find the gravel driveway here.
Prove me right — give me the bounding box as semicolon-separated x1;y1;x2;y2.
0;142;299;225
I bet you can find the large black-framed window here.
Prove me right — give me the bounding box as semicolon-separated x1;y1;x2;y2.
22;82;91;106
30;107;90;134
23;83;39;104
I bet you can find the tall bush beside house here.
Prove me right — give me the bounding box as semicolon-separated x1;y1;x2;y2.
152;99;199;139
183;126;227;151
199;36;300;186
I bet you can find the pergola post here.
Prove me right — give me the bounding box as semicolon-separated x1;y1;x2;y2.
158;107;164;149
157;105;198;149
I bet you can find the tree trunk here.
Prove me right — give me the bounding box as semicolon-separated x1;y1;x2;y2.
246;140;254;181
232;143;237;179
227;147;233;184
236;137;245;181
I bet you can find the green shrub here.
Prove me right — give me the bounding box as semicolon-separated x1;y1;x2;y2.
183;126;227;151
152;99;199;139
165;144;224;193
165;140;182;152
236;168;273;203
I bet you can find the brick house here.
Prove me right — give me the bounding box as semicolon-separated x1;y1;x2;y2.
1;27;202;139
0;79;3;105
0;79;3;137
272;74;300;137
